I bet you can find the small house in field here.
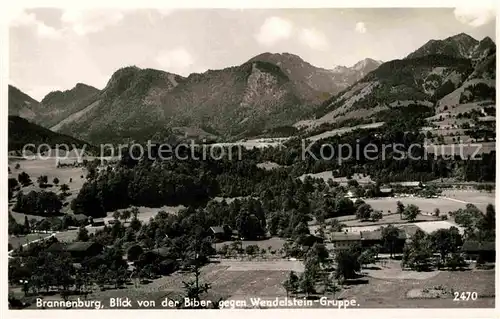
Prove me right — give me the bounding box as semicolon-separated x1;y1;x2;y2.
462;240;495;263
209;225;232;241
65;242;104;261
91;218;105;227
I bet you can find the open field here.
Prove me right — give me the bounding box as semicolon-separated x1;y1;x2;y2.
218;259;303;272
342;212;437;227
440;189;495;211
103;205;186;224
341;269;495;308
364;196;480;214
71;262;296;308
363;259;440;280
9;158;87;190
414;221;465;234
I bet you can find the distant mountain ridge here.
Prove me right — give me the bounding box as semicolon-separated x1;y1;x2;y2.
297;33;496;129
406;33;495;61
248;53;382;100
9;53;382;144
329;58;384;90
8;85;40;121
10;33;493;143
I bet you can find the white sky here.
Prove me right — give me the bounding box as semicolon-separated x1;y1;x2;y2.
9;7;496;100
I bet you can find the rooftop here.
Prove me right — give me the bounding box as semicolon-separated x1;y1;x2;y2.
210;226;225;234
65;241;102;252
330;232;361;241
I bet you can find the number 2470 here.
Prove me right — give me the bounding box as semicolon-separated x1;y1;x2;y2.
454;292;478;301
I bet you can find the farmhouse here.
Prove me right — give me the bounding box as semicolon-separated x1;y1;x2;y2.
329;229;408;253
461;240;495;263
91;218;105;227
209;225;233;241
329;232;361;251
65;242;104;261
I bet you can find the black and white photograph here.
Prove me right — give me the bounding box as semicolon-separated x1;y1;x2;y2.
5;2;497;313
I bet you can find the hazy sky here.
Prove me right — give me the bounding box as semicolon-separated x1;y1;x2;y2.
9;7;496;100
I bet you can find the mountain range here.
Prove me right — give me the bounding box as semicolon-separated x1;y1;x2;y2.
8;32;496;145
296;33;496;129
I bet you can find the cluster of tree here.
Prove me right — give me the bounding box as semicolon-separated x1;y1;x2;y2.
283;242;332;297
395;201;421;222
68;123;495;222
459;83;495;103
17;172;32;187
474;184;494;192
402;204;495;271
218;242;269;257
432;80;457;101
402;228;465;271
8;211;90;236
257;123;495;183
450;203;495;242
8;178;20;200
355;203;383;222
13;191;63;216
8;213;29;236
9;239;130;298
